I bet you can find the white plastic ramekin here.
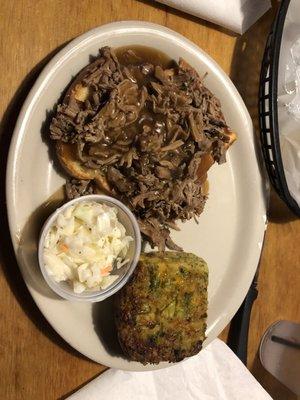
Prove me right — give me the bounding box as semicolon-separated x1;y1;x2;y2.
38;194;141;302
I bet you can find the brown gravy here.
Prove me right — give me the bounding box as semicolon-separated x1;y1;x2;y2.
85;46;174;161
115;45;173;68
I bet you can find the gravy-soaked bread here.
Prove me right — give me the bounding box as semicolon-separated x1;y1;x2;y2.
56;142;112;193
56;142;97;180
115;252;208;364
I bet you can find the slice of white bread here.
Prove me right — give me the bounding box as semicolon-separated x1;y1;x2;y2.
56;142;112;193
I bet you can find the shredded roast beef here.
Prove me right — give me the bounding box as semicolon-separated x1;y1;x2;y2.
65;179;94;199
50;46;231;251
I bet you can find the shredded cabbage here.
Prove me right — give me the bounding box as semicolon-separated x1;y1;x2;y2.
43;201;133;293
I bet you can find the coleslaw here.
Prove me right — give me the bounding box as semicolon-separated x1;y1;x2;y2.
43;201;133;293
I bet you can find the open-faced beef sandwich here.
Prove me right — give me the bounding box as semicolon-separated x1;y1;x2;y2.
49;46;236;251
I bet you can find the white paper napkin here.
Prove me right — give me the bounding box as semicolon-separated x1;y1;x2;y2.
154;0;271;34
68;339;272;400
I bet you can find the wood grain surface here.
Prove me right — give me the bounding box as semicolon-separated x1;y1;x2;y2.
0;1;299;399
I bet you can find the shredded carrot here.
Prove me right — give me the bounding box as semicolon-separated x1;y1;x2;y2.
59;243;69;253
101;265;112;276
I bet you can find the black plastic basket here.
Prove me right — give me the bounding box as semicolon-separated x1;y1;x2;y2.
259;0;300;216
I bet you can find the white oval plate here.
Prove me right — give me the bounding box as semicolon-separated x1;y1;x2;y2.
6;21;267;371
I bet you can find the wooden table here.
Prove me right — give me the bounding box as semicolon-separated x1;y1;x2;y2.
0;1;299;399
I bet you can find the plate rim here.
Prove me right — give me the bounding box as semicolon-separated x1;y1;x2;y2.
6;20;267;370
